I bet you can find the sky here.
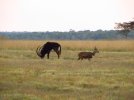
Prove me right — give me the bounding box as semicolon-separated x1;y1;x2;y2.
0;0;134;32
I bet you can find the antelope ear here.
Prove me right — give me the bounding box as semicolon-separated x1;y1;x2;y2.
95;46;98;51
94;46;97;49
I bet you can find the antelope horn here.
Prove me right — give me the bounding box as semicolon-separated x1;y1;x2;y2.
36;45;43;57
94;46;97;49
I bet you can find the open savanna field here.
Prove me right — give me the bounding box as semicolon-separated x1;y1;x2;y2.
0;40;134;100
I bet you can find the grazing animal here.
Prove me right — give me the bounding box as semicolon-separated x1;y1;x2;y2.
78;47;99;60
36;42;61;59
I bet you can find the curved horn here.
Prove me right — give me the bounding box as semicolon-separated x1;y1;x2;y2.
36;45;43;57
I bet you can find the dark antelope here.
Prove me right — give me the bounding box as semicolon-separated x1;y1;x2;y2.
36;42;61;59
78;47;99;60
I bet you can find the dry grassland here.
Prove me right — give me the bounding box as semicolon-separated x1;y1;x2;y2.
0;40;134;100
1;40;134;51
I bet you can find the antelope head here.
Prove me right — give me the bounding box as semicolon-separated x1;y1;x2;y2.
94;47;99;53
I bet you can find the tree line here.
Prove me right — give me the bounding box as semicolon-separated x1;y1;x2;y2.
1;20;134;40
0;29;134;40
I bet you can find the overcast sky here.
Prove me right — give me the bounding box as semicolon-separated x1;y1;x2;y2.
0;0;134;32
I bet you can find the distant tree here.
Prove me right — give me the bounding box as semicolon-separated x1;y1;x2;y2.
69;29;75;32
115;20;134;38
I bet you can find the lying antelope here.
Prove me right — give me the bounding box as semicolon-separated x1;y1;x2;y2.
78;47;99;60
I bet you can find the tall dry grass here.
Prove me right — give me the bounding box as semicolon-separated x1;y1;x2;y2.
0;40;134;51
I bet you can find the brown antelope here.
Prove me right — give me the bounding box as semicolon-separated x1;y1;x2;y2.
78;47;99;60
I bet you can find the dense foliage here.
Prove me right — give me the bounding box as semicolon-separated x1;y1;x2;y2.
115;20;134;38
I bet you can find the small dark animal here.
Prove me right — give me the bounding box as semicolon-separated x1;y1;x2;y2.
36;42;61;59
78;47;99;60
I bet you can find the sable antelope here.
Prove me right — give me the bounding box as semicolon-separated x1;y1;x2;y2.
78;47;99;60
36;42;61;59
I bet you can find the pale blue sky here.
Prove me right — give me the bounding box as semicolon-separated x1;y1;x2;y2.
0;0;134;31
